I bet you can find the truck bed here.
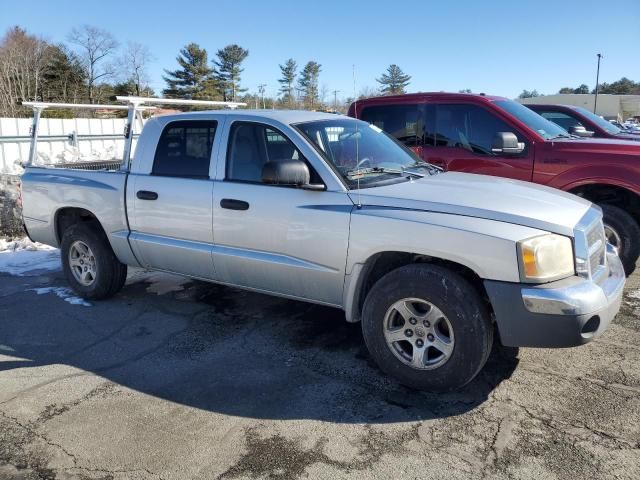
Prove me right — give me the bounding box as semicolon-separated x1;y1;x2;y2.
21;166;139;267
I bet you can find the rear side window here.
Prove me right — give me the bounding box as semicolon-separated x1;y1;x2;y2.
360;104;424;147
152;121;217;178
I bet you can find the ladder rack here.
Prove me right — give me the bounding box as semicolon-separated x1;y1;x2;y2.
22;96;246;170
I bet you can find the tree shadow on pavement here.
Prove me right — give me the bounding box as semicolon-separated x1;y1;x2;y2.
0;274;519;424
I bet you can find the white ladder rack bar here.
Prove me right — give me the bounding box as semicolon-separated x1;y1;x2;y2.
115;96;246;171
21;101;157;168
114;96;246;109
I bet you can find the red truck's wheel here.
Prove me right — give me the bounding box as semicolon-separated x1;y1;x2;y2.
60;222;128;300
361;264;493;392
600;204;640;276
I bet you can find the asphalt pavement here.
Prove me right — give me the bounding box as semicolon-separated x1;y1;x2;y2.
0;262;639;479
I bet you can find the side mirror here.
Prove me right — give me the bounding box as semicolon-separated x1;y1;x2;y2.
492;132;525;155
261;160;325;190
569;125;594;137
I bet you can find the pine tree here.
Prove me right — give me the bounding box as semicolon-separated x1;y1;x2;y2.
376;64;411;95
162;43;216;99
42;44;86;103
298;61;321;109
278;58;297;107
213;44;249;102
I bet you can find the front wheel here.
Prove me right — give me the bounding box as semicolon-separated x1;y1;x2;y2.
361;264;493;392
61;222;127;300
600;204;640;276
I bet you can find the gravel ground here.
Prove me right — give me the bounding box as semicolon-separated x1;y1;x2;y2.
0;260;638;479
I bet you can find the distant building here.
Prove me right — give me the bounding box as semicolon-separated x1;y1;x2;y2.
518;94;640;121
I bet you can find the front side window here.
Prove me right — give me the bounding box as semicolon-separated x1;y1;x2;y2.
153;121;217;178
296;118;435;189
432;104;526;155
494;99;568;140
226;122;304;183
572;106;621;135
538;111;583;132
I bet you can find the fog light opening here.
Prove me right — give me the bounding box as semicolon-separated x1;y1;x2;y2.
581;315;600;338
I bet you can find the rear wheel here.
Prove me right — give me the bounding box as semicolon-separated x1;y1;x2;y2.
61;222;127;300
600;204;640;276
361;264;493;392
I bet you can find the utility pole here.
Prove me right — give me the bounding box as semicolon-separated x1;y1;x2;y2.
594;53;603;114
332;90;341;111
258;84;267;109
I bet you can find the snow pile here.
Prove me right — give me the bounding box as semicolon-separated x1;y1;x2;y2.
0;237;60;275
31;286;91;307
36;145;120;164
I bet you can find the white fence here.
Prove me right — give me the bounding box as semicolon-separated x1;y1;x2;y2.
0;117;131;174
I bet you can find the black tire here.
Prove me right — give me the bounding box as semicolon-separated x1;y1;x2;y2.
60;222;128;300
361;264;493;392
600;204;640;276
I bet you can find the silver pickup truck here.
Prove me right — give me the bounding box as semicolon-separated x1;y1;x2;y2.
21;106;625;391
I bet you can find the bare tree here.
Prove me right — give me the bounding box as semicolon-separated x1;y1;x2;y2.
120;41;154;96
0;27;52;116
68;25;118;103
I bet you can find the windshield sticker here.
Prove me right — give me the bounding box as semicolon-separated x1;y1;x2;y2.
369;124;383;133
537;129;547;135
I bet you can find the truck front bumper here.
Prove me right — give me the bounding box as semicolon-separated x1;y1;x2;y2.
484;247;625;348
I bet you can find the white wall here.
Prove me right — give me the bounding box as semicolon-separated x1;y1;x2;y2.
518;94;640;121
0;117;130;174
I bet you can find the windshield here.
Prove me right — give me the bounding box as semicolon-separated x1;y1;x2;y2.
494;100;569;140
295;118;435;188
573;106;622;135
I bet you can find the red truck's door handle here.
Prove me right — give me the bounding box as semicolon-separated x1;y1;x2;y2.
136;190;158;200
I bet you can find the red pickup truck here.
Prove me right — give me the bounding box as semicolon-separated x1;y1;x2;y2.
348;93;640;274
524;104;640;142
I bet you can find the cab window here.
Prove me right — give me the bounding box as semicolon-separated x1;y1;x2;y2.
227;122;319;184
360;104;424;147
432;104;525;155
152;121;217;178
538;111;583;131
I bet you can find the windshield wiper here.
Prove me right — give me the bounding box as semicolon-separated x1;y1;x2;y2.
345;166;425;180
406;161;443;174
549;133;572;140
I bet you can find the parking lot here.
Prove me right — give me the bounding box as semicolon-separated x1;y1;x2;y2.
0;257;639;480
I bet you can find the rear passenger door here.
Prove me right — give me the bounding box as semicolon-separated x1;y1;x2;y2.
423;103;534;181
128;120;218;279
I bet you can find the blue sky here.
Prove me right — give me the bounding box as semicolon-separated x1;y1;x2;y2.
2;0;639;101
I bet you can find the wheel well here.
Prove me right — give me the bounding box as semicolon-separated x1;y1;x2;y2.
55;207;104;244
570;184;640;223
352;251;492;322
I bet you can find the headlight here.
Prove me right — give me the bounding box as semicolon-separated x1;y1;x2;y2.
517;234;574;283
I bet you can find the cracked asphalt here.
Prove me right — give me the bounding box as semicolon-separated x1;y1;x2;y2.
0;263;639;479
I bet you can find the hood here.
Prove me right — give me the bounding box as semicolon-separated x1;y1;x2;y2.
550;136;640;155
348;172;592;236
614;132;640;141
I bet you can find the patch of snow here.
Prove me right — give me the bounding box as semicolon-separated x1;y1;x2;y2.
0;237;60;275
126;268;190;295
31;287;91;307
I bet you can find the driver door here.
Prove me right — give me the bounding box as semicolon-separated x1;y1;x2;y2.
211;121;353;306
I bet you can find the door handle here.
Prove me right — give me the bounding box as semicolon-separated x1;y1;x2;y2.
220;198;250;211
136;190;158;200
